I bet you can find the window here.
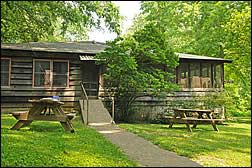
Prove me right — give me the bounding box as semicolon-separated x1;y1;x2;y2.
33;59;69;88
177;62;224;89
1;57;11;87
34;60;50;87
201;63;212;88
213;63;223;88
178;63;189;88
190;63;201;88
53;61;69;87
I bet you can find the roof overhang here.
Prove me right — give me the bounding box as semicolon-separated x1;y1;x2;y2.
1;42;232;63
175;53;232;63
79;55;106;61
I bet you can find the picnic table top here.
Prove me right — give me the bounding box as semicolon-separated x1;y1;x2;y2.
28;98;64;105
173;108;214;113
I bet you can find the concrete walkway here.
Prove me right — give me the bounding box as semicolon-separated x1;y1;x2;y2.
89;123;203;167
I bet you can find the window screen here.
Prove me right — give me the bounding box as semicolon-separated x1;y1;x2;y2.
53;61;68;87
201;63;212;88
1;58;10;87
178;63;189;88
213;64;223;88
190;63;201;88
177;61;224;89
34;61;50;87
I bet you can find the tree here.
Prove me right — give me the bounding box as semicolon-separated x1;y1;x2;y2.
224;6;251;113
95;22;179;121
137;1;250;56
1;1;121;43
131;1;251;115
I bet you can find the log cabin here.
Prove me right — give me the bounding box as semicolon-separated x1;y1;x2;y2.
1;41;232;122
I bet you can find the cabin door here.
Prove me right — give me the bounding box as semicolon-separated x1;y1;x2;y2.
81;61;99;98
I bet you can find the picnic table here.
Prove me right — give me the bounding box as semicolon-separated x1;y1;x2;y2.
165;108;224;132
10;98;76;133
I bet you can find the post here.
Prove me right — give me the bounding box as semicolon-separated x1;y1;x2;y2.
82;98;85;125
112;96;115;123
87;99;89;125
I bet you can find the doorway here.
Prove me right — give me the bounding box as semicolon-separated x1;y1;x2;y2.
81;61;99;98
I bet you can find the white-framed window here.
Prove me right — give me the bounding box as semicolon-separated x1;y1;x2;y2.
1;57;11;87
33;59;69;88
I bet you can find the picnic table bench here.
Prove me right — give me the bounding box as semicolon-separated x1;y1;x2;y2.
165;108;224;132
10;98;76;133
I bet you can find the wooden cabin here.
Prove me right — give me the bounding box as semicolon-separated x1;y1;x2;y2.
1;41;232;121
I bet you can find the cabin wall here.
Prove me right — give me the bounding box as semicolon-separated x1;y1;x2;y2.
1;49;83;113
99;88;225;122
1;49;226;122
98;63;225;122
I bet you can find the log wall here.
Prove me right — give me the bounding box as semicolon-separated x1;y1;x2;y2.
1;49;82;113
98;88;225;122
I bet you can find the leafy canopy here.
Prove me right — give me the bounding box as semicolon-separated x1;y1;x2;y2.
224;6;251;112
95;22;179;121
96;22;179;96
1;1;121;42
130;1;251;114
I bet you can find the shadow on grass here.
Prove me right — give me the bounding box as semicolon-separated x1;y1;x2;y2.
28;124;64;132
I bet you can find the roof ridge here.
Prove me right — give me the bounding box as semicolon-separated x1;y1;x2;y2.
1;41;107;45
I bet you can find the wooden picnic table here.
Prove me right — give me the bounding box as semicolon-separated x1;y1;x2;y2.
166;108;224;132
10;98;76;133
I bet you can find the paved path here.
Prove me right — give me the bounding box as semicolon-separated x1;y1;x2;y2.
89;123;203;167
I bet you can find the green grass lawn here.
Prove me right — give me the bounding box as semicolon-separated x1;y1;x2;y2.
1;114;140;167
118;117;251;167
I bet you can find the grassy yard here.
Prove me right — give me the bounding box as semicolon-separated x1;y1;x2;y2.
1;114;140;167
118;117;251;167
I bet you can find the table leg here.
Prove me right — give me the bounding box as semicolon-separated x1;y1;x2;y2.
169;111;178;128
211;120;219;132
43;107;47;115
206;113;219;131
206;113;212;119
67;120;76;133
192;122;197;128
169;122;174;128
185;121;192;132
29;104;42;115
11;120;26;130
60;122;72;132
23;120;33;126
198;112;204;119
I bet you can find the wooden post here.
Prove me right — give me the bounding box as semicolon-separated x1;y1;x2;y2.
112;96;115;123
87;99;89;125
80;99;85;125
11;120;26;130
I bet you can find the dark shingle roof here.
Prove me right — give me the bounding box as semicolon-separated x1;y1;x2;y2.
1;41;107;54
1;41;232;63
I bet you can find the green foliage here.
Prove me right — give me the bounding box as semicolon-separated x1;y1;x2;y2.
166;91;235;119
169;97;199;109
224;6;251;113
119;117;251;167
1;115;139;167
150;112;170;124
1;1;121;43
138;1;250;56
200;91;233;118
96;22;180;121
133;1;251;115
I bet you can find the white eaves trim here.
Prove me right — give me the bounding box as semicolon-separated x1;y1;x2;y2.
79;55;106;61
